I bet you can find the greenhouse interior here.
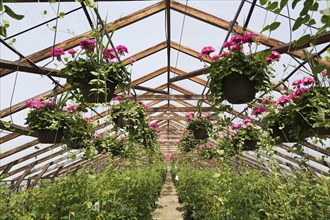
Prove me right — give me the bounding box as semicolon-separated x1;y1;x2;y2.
0;0;330;219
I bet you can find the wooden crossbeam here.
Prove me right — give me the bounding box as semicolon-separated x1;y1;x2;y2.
0;144;62;172
0;59;60;77
3;149;67;180
0;139;39;160
0;121;33;136
147;106;211;112
0;133;20;144
132;67;167;85
11;162;37;191
0;0;166;77
28;162;53;190
134;85;168;94
139;94;209;100
170;41;212;63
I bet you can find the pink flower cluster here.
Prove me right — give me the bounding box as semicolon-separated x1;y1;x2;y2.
25;98;55;109
83;117;95;124
292;77;315;87
251;106;266;115
223;34;258;53
51;48;65;61
242;118;253;126
92;131;103;139
266;51;281;64
168;153;176;161
149;122;158;129
230;123;242;131
66;104;78;113
51;39;129;62
198;46;215;59
138;100;151;109
80;38;96;52
185;112;195;123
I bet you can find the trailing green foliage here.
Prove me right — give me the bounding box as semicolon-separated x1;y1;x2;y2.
173;165;330;220
0;163;166;220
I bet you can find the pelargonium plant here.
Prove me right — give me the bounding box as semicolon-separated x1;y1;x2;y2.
186;112;213;138
199;34;280;107
217;117;264;156
56;30;132;102
25;97;68;133
253;74;330;142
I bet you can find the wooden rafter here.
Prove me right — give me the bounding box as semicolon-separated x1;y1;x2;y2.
28;162;53;190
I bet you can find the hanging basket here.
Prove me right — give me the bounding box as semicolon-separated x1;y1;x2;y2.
244;140;257;151
37;129;63;144
193;129;209;139
114;114;128;128
79;78;118;103
313;127;330;136
64;137;82;150
222;73;256;104
278;127;298;143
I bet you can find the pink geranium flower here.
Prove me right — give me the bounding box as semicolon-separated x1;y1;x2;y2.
230;123;242;131
251;106;266;115
276;95;290;106
302;77;315;86
103;48;116;60
67;48;76;57
116;45;128;55
243;118;253;126
212;54;220;60
51;48;65;61
67;104;78;113
242;33;258;43
80;38;96;53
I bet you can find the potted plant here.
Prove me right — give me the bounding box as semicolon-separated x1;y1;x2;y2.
177;134;205;153
63;106;95;150
217;118;263;156
199;34;280;105
110;95;148;129
25;97;68;143
56;31;131;103
255;75;330;142
186;112;212;139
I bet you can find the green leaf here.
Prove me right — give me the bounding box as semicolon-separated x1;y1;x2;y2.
260;0;268;6
42;10;47;15
292;17;303;31
59;12;65;18
294;34;310;47
84;0;96;8
4;5;24;20
269;22;281;31
292;0;300;9
0;0;3;11
266;1;278;11
311;65;326;74
0;26;7;37
280;0;288;9
320;8;330;16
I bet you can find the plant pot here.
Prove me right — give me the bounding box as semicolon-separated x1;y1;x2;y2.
114;115;128;128
278;127;298;143
244;140;257;151
313;127;330;135
64;137;82;150
37;129;63;144
222;73;256;104
79;78;117;103
193;129;208;139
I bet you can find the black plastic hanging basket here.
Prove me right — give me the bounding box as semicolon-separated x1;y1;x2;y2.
37;129;63;144
222;73;256;104
79;78;117;103
114;114;128;128
193;129;209;139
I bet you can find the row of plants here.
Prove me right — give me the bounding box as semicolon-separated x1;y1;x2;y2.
0;162;166;220
24;93;160;156
172;163;330;220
